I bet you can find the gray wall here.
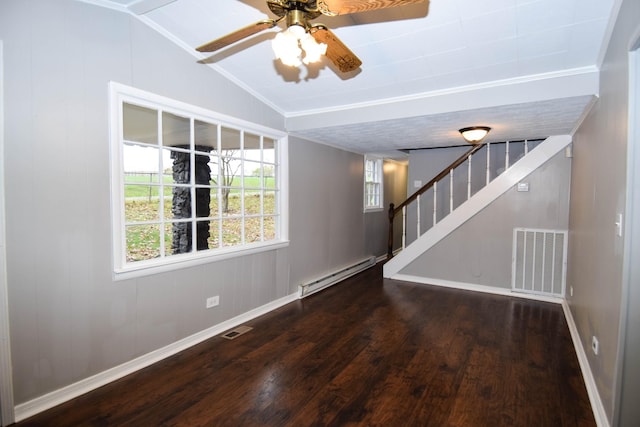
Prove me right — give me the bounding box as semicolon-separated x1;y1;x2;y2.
567;0;640;423
387;159;409;254
288;140;406;287
404;141;537;245
401;149;571;288
617;44;640;427
288;137;366;286
368;159;407;256
0;0;392;406
405;146;469;244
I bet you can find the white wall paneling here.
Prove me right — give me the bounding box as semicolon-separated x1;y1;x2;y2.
0;39;16;427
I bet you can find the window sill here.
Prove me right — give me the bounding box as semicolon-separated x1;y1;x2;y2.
113;240;290;281
364;207;385;213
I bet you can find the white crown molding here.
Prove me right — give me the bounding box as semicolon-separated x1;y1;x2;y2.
75;0;129;13
285;66;600;119
128;0;176;15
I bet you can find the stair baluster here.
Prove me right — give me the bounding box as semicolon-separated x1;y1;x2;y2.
386;140;545;259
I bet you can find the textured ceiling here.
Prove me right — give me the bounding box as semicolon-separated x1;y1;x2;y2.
291;95;596;154
93;0;617;154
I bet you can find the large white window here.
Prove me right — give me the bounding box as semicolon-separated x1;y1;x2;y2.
364;156;383;211
110;83;288;278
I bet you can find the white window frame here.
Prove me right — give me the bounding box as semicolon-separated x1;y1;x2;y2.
364;155;384;212
109;82;288;280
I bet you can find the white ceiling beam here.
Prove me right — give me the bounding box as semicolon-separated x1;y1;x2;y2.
285;67;600;132
128;0;176;15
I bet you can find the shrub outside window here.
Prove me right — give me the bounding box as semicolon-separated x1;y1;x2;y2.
110;83;288;278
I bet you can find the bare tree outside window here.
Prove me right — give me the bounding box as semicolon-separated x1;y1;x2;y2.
211;150;241;213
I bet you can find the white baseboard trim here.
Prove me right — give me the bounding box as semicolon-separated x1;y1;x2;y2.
14;292;299;422
562;301;610;427
391;274;564;304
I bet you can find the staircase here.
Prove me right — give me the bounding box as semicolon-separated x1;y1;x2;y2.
383;135;572;279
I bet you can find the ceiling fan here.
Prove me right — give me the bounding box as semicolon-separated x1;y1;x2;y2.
196;0;425;73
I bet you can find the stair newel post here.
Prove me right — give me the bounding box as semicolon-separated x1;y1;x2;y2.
387;203;395;259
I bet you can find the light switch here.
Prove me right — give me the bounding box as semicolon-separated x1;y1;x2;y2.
616;214;623;237
414;180;422;188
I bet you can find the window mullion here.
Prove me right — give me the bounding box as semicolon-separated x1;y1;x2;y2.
216;125;223;248
190;117;196;254
240;131;246;245
260;135;264;242
158;109;166;258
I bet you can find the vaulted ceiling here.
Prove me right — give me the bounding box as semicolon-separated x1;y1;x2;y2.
94;0;617;155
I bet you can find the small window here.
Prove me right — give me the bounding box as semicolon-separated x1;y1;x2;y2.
364;156;383;211
110;83;288;278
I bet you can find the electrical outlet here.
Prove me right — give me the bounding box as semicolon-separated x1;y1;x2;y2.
206;296;220;308
592;336;599;355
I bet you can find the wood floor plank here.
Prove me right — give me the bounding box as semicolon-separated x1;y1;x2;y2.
15;264;595;426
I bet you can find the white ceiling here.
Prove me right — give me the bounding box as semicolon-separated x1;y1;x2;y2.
93;0;617;155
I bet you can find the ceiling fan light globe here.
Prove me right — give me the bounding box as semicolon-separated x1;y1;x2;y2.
300;34;327;64
272;30;303;66
288;24;306;38
281;53;302;67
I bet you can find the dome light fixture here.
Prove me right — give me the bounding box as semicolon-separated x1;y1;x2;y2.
459;126;491;144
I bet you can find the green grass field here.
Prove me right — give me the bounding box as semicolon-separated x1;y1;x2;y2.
125;193;276;262
124;174;275;198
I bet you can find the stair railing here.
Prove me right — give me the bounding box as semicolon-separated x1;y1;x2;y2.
387;140;537;259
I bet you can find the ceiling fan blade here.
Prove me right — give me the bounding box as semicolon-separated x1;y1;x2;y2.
318;0;424;16
196;19;277;53
309;24;362;73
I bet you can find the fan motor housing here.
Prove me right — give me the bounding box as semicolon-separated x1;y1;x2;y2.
268;1;322;21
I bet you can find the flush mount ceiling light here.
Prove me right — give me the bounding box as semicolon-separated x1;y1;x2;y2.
459;126;491;144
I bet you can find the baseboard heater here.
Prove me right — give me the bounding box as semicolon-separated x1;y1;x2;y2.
298;256;376;298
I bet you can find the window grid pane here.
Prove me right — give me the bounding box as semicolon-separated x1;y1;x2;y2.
117;92;283;270
364;157;383;210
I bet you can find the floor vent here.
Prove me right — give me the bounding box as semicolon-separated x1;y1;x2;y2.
221;325;253;340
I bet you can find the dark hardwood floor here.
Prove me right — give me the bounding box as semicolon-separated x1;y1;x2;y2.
15;264;595;426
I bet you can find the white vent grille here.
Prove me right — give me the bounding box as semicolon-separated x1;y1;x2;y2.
512;228;567;297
